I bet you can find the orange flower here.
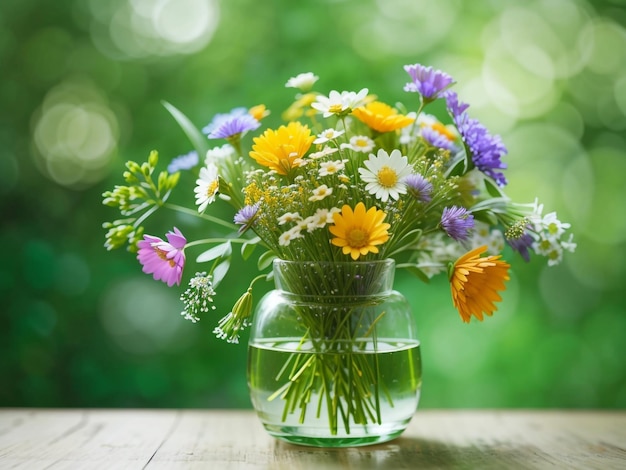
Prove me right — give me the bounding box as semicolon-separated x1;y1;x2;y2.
352;101;415;133
329;202;390;260
449;245;510;323
249;122;315;176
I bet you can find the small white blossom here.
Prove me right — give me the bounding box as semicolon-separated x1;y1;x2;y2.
340;135;375;153
278;212;302;225
314;128;345;145
309;146;339;159
319;159;347;177
194;163;220;212
309;184;333;201
279;227;303;246
285;72;319;91
311;88;369;117
205;144;236;165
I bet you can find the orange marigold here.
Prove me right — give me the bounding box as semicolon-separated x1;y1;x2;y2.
352;101;415;133
449;245;510;323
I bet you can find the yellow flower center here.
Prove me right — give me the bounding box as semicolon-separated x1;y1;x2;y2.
377;166;398;188
355;138;369;148
207;180;219;197
347;228;367;248
328;104;344;114
548;223;559;235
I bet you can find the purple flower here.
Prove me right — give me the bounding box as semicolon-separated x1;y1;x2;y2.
440;206;474;242
403;64;455;100
167;151;199;173
445;91;508;186
203;108;260;140
404;173;433;203
234;204;259;233
137;227;186;287
442;90;469;117
421;126;458;152
507;232;534;262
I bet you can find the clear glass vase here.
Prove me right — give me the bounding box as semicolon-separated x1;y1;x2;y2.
247;259;422;447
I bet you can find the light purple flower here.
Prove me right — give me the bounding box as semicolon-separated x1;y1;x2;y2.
404;173;433;203
421;127;458;152
440;206;474;242
403;64;455;100
167;151;199;173
442;90;469;117
445;91;508;186
137;227;186;287
203;108;260;140
234;204;259;233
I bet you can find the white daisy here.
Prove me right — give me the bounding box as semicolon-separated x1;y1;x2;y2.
205;144;236;165
536;212;571;239
319;159;347;177
358;149;412;202
314;128;345;145
194;163;220;212
311;88;369;118
278;212;302;225
285;72;319;91
340;135;375;153
308;184;333;202
279;227;303;246
309;146;339;159
308;207;341;229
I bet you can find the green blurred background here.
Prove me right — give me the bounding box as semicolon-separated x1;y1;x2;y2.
2;0;625;410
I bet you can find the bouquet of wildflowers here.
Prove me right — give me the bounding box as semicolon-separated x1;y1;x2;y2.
103;64;575;427
103;63;575;333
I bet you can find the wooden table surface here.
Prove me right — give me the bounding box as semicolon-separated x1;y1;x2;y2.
0;409;624;469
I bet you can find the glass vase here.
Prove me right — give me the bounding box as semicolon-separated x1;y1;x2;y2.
247;259;422;447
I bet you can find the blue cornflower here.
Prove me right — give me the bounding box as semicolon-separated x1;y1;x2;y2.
445;91;508;187
167;151;199;173
440;206;474;242
403;64;455;101
203;108;260;140
234;204;259;233
404;173;433;203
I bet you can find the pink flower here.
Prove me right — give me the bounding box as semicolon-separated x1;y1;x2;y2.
137;227;186;287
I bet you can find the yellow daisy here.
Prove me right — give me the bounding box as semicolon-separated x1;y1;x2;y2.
249;122;315;176
329;202;390;260
248;104;270;121
449;245;511;323
352;101;415;133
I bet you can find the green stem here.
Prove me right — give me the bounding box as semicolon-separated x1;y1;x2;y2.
163;202;239;231
184;237;255;249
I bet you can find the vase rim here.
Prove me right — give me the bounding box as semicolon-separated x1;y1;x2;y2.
273;258;395;267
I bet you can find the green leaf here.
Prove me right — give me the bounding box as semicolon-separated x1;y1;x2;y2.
162;101;209;158
484;177;506;198
472;209;498;226
445;147;470;178
196;241;232;263
257;250;276;271
212;259;231;287
241;238;260;260
402;265;431;283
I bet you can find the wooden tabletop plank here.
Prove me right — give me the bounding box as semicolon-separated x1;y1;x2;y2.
0;409;624;469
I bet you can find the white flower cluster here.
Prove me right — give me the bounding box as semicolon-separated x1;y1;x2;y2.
529;201;576;266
